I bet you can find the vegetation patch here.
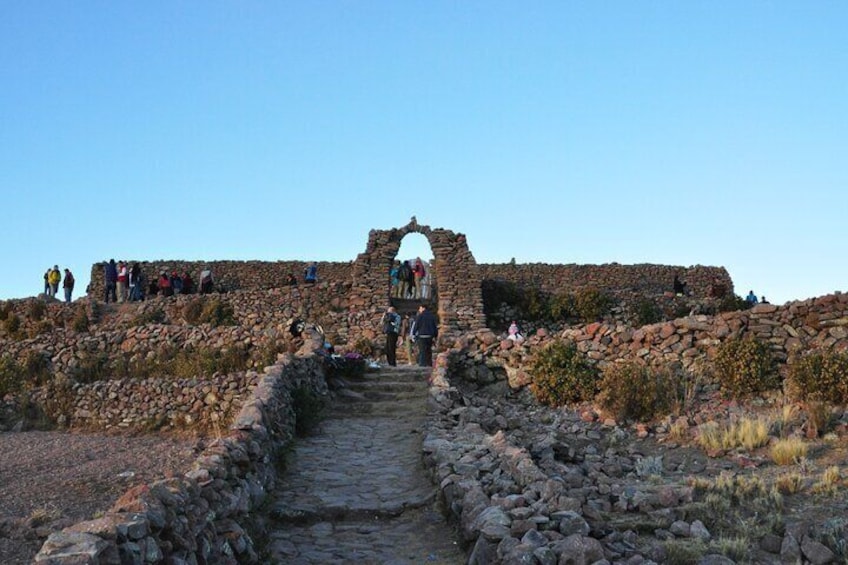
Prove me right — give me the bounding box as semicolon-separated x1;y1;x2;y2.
596;361;675;422
712;338;778;398
787;350;848;404
771;437;808;466
529;340;598;406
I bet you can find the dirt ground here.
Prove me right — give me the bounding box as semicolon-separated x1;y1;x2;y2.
0;430;200;565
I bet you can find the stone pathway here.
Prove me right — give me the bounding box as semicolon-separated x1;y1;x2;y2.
265;365;465;564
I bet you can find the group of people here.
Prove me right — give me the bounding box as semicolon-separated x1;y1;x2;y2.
380;304;438;368
746;290;768;305
389;258;429;300
102;260;216;303
42;265;75;303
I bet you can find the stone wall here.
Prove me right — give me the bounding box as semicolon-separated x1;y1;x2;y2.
87;260;351;300
29;372;259;432
479;263;733;300
448;292;848;390
34;354;328;564
347;219;486;343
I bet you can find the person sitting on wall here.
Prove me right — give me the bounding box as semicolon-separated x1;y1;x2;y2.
760;296;769;304
673;274;687;296
745;290;759;306
507;321;523;342
285;272;298;286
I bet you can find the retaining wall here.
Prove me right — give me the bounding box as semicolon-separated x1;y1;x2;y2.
34;354;328;564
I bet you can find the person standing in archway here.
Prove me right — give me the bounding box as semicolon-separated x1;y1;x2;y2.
380;306;401;366
399;260;413;299
413;258;426;300
413;304;437;367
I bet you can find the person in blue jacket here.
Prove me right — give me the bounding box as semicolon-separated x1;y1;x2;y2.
413;304;438;368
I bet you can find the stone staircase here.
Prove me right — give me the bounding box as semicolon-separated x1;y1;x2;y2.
264;365;464;564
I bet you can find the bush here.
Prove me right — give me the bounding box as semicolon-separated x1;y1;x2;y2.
529;340;598;406
574;288;612;322
22;351;51;386
72;351;111;383
718;294;749;313
0;304;9;321
71;309;90;333
199;299;236;327
28;300;46;321
4;314;21;336
713;338;778;398
182;298;204;324
133;308;166;325
549;292;576;321
596;361;675;422
0;355;23;397
632;298;663;326
771;437;808;466
786;350;848;404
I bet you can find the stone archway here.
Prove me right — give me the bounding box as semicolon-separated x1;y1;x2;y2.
349;218;485;341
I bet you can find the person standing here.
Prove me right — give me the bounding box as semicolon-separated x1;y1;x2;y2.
199;267;214;294
129;263;143;301
412;258;426;299
48;265;61;297
380;306;402;366
116;261;128;302
43;268;50;295
104;259;118;302
304;262;318;283
399;260;413;299
413;304;438;368
62;268;75;303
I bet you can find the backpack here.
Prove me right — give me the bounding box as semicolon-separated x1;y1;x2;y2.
383;313;399;334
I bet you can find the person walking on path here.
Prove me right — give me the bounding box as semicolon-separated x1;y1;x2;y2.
380;306;402;367
413;303;438;368
62;268;75;303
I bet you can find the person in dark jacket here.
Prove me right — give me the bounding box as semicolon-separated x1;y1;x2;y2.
104;259;118;303
413;304;438;368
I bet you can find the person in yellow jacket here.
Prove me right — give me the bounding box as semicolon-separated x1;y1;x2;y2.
47;265;61;297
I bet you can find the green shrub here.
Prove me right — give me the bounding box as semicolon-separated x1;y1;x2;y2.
549;293;576;321
786;350;848;403
199;299;236;327
632;298;663;326
72;351;111;383
182;298;204;324
4;314;21;336
0;355;23;397
597;361;675;422
0;303;9;321
71;309;90;333
529;340;598;406
718;294;749;313
28;300;46;321
133;308;166;325
574;288;612;322
525;288;550;320
22;351;51;386
713;338;778;398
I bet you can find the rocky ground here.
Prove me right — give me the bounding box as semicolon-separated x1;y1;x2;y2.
0;430;200;565
425;374;848;564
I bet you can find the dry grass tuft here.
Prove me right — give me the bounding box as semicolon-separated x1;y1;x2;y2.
771;437;808;466
697;417;772;452
774;472;805;494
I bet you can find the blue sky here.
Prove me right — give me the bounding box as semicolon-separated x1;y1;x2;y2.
1;2;845;304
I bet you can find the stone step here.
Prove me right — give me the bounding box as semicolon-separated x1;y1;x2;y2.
270;489;435;526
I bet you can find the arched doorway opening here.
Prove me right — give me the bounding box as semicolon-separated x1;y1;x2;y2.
391;233;437;316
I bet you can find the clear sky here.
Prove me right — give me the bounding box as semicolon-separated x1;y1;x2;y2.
1;2;845;305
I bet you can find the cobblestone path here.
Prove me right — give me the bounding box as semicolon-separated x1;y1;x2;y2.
265;365;465;564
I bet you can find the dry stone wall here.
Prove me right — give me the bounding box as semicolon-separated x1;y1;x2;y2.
479;263;733;300
87;260;351;299
449;292;848;390
35;354;328;564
